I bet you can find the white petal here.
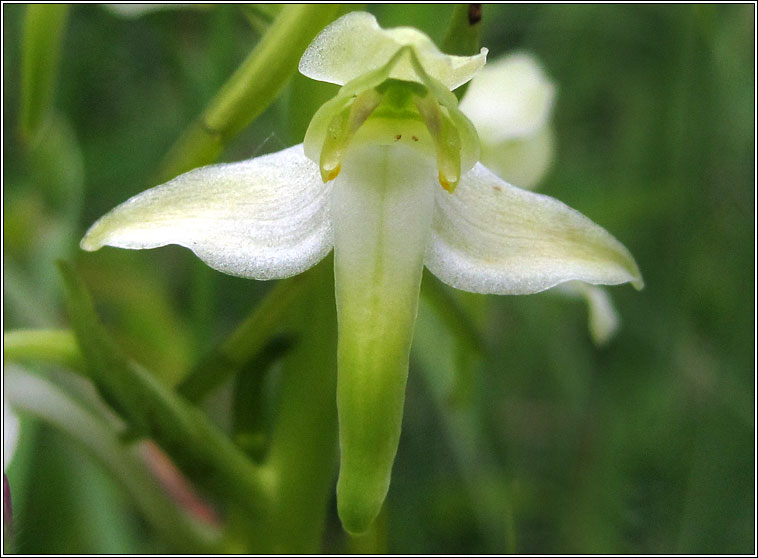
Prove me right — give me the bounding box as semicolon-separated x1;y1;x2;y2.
332;143;436;533
81;144;333;280
459;52;556;144
425;163;644;295
479;125;555;190
299;11;487;90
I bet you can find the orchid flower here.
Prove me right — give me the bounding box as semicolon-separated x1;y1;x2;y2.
80;12;643;533
459;52;622;344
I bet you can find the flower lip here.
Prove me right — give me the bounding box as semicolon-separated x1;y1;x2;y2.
299;11;487;91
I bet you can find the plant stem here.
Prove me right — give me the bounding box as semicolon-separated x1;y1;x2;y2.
3;329;85;373
420;271;485;356
178;272;313;402
154;4;340;182
20;4;68;143
442;4;482;101
58;261;273;520
248;259;339;552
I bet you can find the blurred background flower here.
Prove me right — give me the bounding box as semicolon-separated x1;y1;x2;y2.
460;51;556;189
460;50;624;345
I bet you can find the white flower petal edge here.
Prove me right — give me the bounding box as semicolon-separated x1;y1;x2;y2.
479;125;555;190
425;163;644;295
299;11;487;91
459;52;556;144
80;144;333;280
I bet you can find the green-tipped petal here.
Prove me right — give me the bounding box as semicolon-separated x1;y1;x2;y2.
459;52;556;144
299;11;487;90
426;164;644;294
81;144;333;280
332;143;436;534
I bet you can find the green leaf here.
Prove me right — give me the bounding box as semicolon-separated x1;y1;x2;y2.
20;5;69;142
4;365;221;553
57;260;272;518
238;4;281;33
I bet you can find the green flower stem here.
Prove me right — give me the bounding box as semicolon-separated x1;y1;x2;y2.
442;4;482;101
58;262;273;519
178;272;313;402
155;4;340;182
413;297;515;552
249;259;339;552
4;367;221;553
238;4;280;34
421;279;485;408
420;272;485;356
3;329;85;373
20;4;69;143
442;4;482;55
231;334;294;461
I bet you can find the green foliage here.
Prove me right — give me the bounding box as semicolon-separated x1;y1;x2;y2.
19;5;69;142
3;4;754;554
57;261;272;519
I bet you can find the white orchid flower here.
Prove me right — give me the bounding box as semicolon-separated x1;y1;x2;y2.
460;53;622;344
80;12;643;533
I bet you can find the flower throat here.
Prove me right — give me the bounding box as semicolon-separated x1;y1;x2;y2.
304;47;480;193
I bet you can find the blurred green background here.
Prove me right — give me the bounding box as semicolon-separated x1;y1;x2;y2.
3;4;754;554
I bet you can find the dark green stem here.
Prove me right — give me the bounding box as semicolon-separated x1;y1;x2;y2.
442;4;483;101
248;259;339;552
